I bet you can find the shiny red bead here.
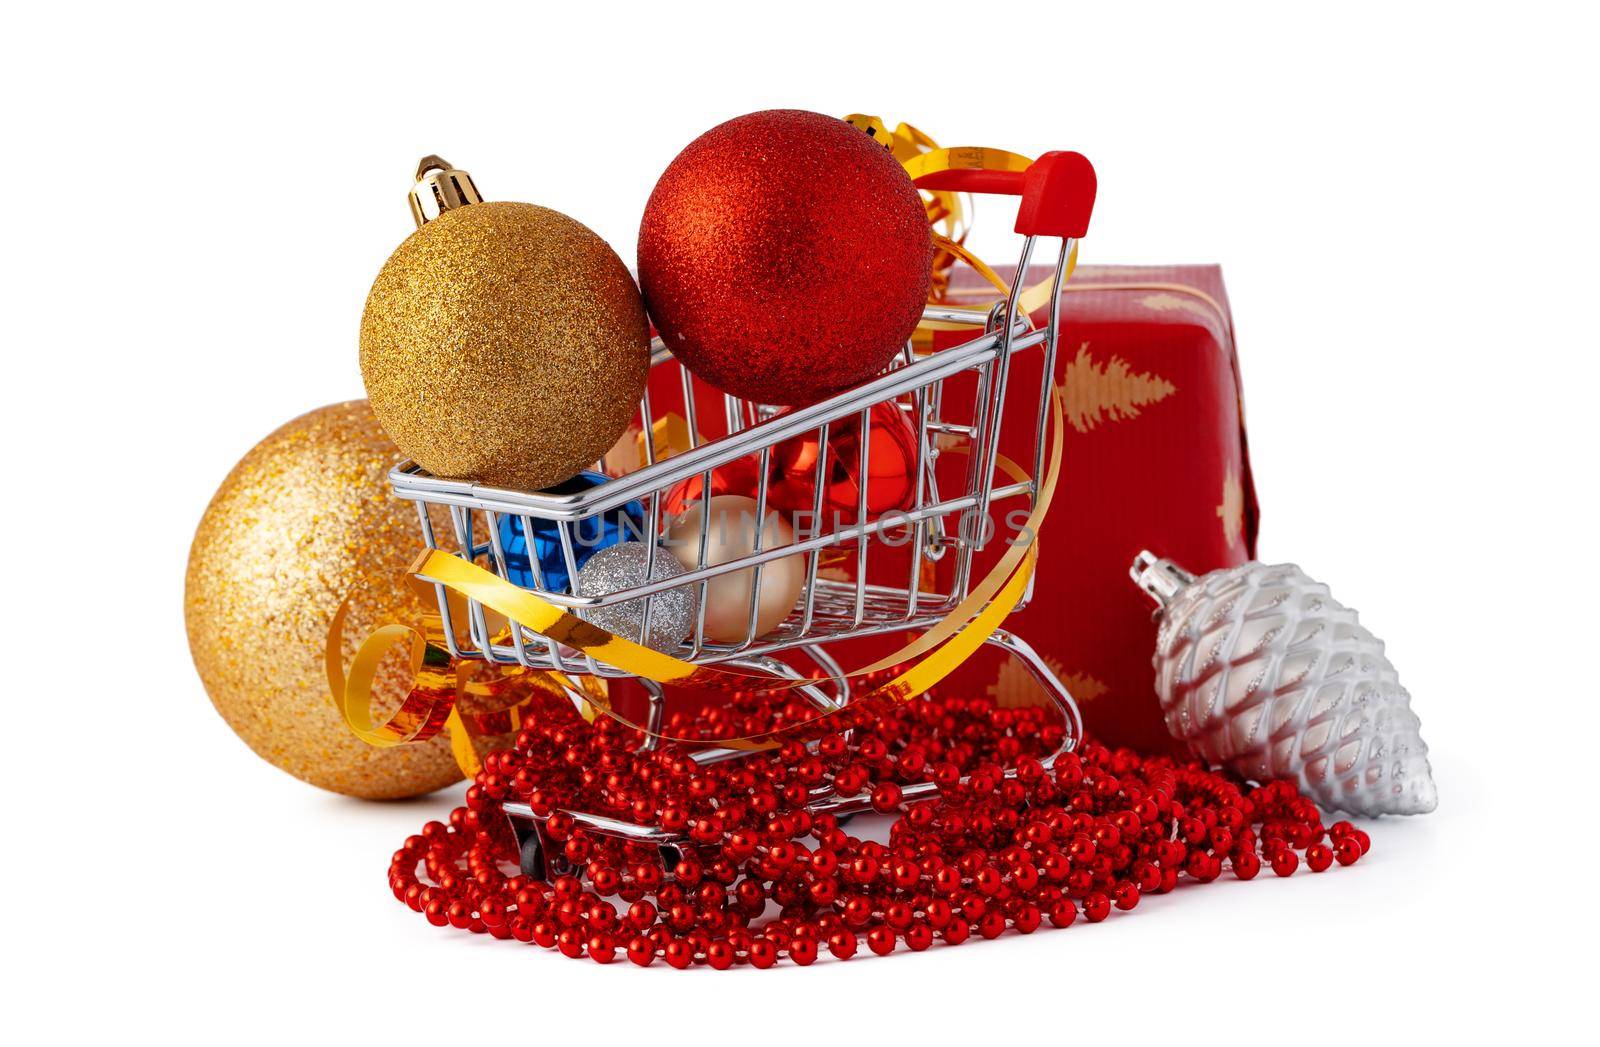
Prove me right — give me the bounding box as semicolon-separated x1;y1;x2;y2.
828;931;858;960
788;937;819;966
626;936;655;966
748;938;777;969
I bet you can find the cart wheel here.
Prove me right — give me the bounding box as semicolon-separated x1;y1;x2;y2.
519;830;548;880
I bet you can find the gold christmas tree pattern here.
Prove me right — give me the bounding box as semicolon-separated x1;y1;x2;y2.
1132;553;1437;817
1057;344;1175;433
1217;468;1245;549
987;652;1107;708
1138;291;1219;323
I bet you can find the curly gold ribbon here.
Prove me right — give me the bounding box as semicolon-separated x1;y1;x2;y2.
325;602;456;748
847;114;1075;331
845;115;978;300
325;597;608;776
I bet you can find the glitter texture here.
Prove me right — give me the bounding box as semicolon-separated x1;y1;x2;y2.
184;400;462;799
361;201;650;490
575;543;699;653
638;109;933;406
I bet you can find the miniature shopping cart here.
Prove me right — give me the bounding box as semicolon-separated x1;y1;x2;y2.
389;150;1097;878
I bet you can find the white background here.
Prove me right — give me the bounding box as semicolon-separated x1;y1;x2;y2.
5;2;1595;1042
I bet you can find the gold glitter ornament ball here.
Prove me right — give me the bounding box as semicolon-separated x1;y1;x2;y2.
185;400;462;799
360;201;650;491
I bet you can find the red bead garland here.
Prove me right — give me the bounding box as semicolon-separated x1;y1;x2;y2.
388;689;1369;968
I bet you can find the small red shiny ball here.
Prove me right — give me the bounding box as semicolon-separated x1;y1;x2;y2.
1334;838;1363;866
626;936;655;966
664;939;693;969
828;931;859;960
748;938;778;969
870;781;904;814
904;922;934;950
867;926;898;956
705;939;735;970
660;454;762;517
638;110;933;406
788;937;819;966
1305;845;1334;872
1270;850;1300;877
1233;851;1261;880
768;402;921;518
1082;893;1111;922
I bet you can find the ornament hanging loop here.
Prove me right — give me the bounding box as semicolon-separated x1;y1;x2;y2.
408;155;482;227
1130;550;1195;608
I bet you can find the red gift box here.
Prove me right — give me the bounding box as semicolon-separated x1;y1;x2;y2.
931;262;1258;755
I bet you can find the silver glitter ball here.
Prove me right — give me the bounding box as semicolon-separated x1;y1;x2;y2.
575;543;698;653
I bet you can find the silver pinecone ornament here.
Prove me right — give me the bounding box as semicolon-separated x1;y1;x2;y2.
1131;551;1436;817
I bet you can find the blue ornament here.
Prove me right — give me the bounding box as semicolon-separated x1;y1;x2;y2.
497;471;647;593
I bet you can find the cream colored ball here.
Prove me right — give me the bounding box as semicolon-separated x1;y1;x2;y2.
665;495;804;642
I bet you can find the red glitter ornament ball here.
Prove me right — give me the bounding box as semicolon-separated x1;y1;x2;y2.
638;109;933;407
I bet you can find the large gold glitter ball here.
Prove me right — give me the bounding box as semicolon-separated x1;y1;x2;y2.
360;201;651;491
185;400;462;799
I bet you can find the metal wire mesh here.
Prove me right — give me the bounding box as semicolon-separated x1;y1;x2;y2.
389;237;1073;680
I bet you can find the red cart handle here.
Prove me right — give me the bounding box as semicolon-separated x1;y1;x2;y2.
913;150;1096;239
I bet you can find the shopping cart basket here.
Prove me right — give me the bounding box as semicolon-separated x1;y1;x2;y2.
388;149;1097;878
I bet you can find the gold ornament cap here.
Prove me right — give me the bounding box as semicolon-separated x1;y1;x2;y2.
408;155;482;227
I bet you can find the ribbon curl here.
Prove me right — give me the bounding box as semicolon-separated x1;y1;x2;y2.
326;592;608;776
846;114;1076;325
